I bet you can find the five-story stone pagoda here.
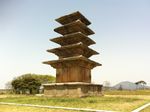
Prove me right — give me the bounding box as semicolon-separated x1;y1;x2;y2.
43;11;102;97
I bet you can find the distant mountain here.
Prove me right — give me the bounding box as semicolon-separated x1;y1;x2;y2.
113;81;149;90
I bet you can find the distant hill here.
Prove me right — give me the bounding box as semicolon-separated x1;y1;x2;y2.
112;81;150;90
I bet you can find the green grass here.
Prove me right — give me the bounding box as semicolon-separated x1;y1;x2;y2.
141;106;150;112
0;90;150;112
104;90;150;95
0;105;81;112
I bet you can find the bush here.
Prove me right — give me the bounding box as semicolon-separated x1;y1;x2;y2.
11;74;55;94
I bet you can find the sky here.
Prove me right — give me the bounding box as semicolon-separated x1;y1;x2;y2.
0;0;150;89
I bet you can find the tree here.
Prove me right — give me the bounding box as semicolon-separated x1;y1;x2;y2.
103;81;111;90
11;78;23;94
118;85;123;91
135;80;147;85
103;81;111;87
5;81;12;89
11;74;55;94
135;80;147;89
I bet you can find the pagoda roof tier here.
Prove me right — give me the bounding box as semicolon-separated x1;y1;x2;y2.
54;20;94;36
47;42;99;58
43;55;102;69
51;32;95;46
55;11;91;26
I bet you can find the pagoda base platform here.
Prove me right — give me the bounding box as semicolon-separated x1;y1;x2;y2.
43;82;103;97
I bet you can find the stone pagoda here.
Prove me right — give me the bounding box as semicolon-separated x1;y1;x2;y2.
43;11;102;97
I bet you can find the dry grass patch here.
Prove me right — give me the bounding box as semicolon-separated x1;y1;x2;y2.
104;90;150;95
141;106;150;112
0;105;81;112
0;95;149;112
0;90;150;112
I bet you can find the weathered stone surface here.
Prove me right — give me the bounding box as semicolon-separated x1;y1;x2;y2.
43;55;101;83
43;11;102;97
54;20;94;36
47;42;99;58
43;55;101;68
50;32;95;46
43;82;102;97
55;11;91;26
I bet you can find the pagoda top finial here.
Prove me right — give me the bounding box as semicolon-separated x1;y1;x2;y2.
55;11;91;26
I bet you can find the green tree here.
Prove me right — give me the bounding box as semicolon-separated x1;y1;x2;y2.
11;78;23;94
11;74;55;94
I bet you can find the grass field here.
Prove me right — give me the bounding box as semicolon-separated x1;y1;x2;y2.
141;106;150;112
104;90;150;95
0;105;79;112
0;90;150;112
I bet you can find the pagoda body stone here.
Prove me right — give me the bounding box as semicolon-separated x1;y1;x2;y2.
43;11;102;97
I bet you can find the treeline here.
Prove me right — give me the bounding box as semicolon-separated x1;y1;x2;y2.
11;74;55;94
